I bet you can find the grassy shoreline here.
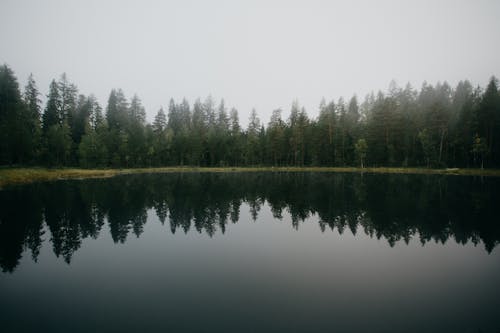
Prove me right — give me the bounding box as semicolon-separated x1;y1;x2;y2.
1;166;500;188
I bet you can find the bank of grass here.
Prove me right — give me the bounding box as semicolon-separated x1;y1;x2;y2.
1;166;500;188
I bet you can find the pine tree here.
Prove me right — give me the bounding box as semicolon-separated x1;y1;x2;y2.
42;80;61;133
23;74;42;162
477;77;500;165
246;108;261;165
0;65;25;164
153;107;167;133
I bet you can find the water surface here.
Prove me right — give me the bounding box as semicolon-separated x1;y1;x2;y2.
1;172;499;332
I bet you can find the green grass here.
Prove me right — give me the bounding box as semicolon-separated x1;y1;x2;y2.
1;166;499;188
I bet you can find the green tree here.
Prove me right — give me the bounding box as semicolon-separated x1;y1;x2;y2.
105;89;129;166
189;99;206;165
215;99;230;165
229;107;243;166
58;73;78;131
245;108;261;165
152;107;171;165
288;101;309;166
79;129;108;168
471;134;487;169
450;80;476;167
476;77;500;165
42;80;61;133
316;100;337;166
127;94;147;166
106;89;128;131
23;73;42;161
0;65;26;164
418;129;436;167
355;138;368;168
45;123;72;165
41;77;75;165
267;109;286;166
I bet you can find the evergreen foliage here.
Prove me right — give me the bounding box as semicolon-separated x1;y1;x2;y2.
1;64;499;168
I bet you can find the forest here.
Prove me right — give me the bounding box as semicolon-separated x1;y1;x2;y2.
1;64;500;169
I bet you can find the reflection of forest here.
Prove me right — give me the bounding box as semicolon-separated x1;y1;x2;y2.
1;173;499;272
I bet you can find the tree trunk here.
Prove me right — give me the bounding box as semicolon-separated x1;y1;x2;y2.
439;128;446;165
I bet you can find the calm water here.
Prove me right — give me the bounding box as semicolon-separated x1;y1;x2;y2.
1;172;499;333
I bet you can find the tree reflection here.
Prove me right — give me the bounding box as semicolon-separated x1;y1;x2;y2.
1;172;499;272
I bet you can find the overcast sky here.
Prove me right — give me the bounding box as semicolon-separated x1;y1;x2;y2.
1;0;499;125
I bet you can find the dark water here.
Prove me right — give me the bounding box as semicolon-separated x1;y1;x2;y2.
1;172;500;333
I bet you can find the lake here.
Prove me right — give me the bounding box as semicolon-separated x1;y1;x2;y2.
1;172;499;333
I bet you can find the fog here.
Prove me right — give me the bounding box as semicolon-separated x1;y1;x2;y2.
1;0;499;125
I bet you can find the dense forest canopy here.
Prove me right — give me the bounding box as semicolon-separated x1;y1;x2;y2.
1;64;499;168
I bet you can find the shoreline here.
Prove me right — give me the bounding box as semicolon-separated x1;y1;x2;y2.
1;166;500;188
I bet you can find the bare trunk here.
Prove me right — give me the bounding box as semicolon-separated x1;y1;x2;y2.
438;128;446;164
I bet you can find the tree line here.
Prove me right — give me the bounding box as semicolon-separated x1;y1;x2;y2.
1;64;500;168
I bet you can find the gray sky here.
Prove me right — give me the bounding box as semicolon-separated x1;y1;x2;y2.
1;0;499;125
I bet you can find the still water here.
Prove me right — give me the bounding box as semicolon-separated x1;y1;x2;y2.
1;172;499;333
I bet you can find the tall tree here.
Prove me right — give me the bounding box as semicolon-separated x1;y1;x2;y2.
246;109;261;165
229;107;243;166
190;99;207;165
106;89;128;130
58;73;78;136
23;73;42;161
42;80;61;132
477;77;500;165
105;89;129;166
127;94;147;166
0;65;26;164
267;109;286;166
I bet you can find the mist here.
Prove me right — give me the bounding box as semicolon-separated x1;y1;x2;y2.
1;0;499;124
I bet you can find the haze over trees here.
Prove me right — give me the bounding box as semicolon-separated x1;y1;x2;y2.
1;64;500;168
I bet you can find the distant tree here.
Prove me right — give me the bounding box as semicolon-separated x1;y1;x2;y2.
345;96;360;164
42;80;61;133
0;65;26;164
316;100;337;165
79;129;108;168
471;134;487;169
153;107;167;133
127;94;146;166
129;94;146;124
215;99;230;166
336;97;347;165
476;77;500;165
190;99;206;165
418;129;435;167
267;109;286;166
229;107;243;166
347;96;360;125
23;73;42;161
288;101;309;166
450;80;475;167
58;73;78;130
105;89;129;166
88;95;104;130
106;89;128;131
45;123;71;165
72;95;91;144
151;107;171;165
246;108;261;165
355;138;368;168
